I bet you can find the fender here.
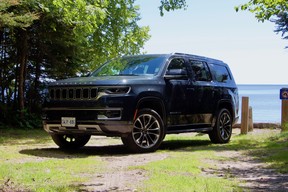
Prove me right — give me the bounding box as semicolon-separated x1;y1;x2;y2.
135;96;167;126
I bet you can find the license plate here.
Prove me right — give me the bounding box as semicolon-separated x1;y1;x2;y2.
61;117;76;127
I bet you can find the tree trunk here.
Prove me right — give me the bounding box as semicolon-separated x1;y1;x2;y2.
17;29;28;115
13;63;19;110
0;29;4;104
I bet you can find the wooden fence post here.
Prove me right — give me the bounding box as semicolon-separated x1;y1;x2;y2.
281;100;288;131
248;107;253;132
280;88;288;131
241;97;249;134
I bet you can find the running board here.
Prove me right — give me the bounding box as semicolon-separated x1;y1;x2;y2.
166;127;213;134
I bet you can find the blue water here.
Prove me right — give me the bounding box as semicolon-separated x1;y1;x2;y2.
238;84;288;123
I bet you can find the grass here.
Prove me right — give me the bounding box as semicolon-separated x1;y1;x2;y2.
250;131;288;173
228;130;288;173
0;128;287;191
134;129;288;191
0;158;103;191
139;151;239;192
0;128;50;145
134;134;241;192
0;128;105;191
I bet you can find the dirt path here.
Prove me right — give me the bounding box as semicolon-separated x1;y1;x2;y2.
202;129;288;192
203;150;288;192
81;129;288;192
81;153;168;192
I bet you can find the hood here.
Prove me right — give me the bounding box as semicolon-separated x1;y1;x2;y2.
49;75;157;87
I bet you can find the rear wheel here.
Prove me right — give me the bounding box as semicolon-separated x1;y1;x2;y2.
121;109;165;153
51;134;91;149
209;108;232;143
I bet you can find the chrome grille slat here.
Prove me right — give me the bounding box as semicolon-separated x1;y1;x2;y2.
49;87;98;100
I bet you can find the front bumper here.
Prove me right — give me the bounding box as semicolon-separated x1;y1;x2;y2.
43;120;134;136
42;106;134;136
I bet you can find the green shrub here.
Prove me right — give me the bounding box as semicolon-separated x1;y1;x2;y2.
0;107;42;129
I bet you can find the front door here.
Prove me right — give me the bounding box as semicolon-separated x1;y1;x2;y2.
165;57;191;125
187;59;215;125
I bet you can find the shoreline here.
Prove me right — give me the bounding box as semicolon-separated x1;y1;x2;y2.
233;123;280;129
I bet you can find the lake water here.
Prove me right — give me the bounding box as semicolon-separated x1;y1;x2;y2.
238;84;288;123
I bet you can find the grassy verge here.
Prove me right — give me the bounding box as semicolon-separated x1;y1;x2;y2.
134;134;241;192
134;129;288;191
139;152;239;192
0;158;104;191
0;128;287;191
0;128;50;145
245;130;288;173
226;129;288;173
0;128;105;191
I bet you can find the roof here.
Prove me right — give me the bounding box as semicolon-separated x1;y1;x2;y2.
172;52;224;64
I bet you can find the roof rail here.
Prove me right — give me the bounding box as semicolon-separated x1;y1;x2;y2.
171;52;223;63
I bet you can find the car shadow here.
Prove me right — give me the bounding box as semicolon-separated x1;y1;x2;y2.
19;144;130;159
19;139;213;159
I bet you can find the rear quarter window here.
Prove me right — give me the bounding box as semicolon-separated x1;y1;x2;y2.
210;63;232;83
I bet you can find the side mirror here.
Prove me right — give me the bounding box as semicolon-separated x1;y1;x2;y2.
164;69;188;80
84;71;91;77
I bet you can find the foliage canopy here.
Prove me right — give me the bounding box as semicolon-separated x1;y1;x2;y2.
236;0;288;47
0;0;152;127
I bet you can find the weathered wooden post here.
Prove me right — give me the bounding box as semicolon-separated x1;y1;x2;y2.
280;88;288;131
241;97;249;134
248;106;253;132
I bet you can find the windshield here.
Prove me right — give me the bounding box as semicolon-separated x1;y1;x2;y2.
90;55;167;77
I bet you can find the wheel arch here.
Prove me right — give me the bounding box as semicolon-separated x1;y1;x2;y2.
135;96;167;124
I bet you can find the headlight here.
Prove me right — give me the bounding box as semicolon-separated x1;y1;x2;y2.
98;87;131;95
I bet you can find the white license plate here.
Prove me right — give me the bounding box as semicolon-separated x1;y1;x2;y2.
61;117;76;127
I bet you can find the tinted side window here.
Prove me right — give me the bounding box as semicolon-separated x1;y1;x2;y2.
210;64;231;83
189;60;211;81
166;58;187;74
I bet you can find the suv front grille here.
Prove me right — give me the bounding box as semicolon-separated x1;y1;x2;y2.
49;87;98;100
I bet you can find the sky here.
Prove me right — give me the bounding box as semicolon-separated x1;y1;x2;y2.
136;0;288;85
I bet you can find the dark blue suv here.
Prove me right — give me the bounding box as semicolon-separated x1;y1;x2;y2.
43;53;239;153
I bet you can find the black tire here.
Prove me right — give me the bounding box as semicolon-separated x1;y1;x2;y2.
209;108;232;144
51;134;91;149
121;108;165;153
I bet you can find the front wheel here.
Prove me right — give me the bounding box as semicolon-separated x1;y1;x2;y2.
209;108;232;144
51;134;91;149
121;109;165;153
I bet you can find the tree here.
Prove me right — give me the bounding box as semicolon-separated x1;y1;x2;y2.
159;0;187;16
88;0;150;67
273;13;288;48
236;0;288;46
0;0;38;28
0;0;153;127
24;0;153;71
236;0;287;22
0;0;39;115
